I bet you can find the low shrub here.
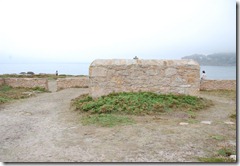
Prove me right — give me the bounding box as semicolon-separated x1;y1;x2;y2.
198;147;236;162
217;148;235;157
32;86;48;92
0;84;47;104
0;97;10;104
229;113;236;119
73;92;213;116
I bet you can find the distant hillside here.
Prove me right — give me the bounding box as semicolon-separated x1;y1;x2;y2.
182;53;236;66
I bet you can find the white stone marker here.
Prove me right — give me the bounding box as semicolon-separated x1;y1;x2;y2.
200;121;212;125
179;122;189;125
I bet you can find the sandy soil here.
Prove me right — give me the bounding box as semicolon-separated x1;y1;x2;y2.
0;80;236;162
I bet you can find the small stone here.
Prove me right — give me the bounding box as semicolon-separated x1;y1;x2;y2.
179;122;189;125
19;112;32;116
200;121;212;125
224;121;235;125
24;112;32;116
229;155;236;161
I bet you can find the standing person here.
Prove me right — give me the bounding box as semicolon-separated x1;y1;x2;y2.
56;70;58;76
201;70;206;81
133;56;139;60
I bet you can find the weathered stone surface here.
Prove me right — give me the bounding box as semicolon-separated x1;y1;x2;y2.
4;78;48;90
200;80;236;91
89;59;200;98
56;77;89;90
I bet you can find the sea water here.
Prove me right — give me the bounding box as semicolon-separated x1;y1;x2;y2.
0;63;90;76
0;63;236;80
200;66;236;80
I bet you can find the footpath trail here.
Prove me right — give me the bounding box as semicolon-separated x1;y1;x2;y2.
0;81;236;162
0;80;89;162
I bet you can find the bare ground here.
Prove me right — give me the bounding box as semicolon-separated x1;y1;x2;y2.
0;80;236;162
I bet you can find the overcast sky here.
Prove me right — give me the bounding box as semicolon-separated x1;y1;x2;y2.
0;0;236;63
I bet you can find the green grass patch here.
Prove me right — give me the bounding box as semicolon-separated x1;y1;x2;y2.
32;86;48;92
198;147;236;163
211;135;225;140
0;84;47;104
73;92;213;115
187;110;196;119
73;92;213;127
0;97;11;104
217;148;235;157
0;84;12;92
198;157;235;162
81;114;135;127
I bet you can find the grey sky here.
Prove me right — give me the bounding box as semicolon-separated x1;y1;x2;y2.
0;0;236;63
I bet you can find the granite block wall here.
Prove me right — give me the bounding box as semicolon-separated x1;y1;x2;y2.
4;78;48;90
200;80;236;91
89;59;200;98
0;78;4;86
56;77;89;90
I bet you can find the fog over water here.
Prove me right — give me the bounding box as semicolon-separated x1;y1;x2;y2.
0;0;236;64
0;0;236;80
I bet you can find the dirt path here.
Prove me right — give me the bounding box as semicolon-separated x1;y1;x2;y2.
0;82;236;162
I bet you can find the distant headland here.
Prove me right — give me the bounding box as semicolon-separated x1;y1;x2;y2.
182;52;236;66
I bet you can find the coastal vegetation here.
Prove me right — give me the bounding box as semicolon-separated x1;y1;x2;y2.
0;74;87;80
198;147;236;162
0;84;48;104
198;157;235;162
72;92;213;127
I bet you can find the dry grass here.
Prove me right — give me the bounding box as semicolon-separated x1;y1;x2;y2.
0;84;47;104
200;90;236;100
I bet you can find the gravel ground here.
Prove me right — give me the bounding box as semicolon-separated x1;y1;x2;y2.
0;81;236;162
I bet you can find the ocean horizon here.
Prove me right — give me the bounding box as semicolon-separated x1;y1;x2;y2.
0;63;236;80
